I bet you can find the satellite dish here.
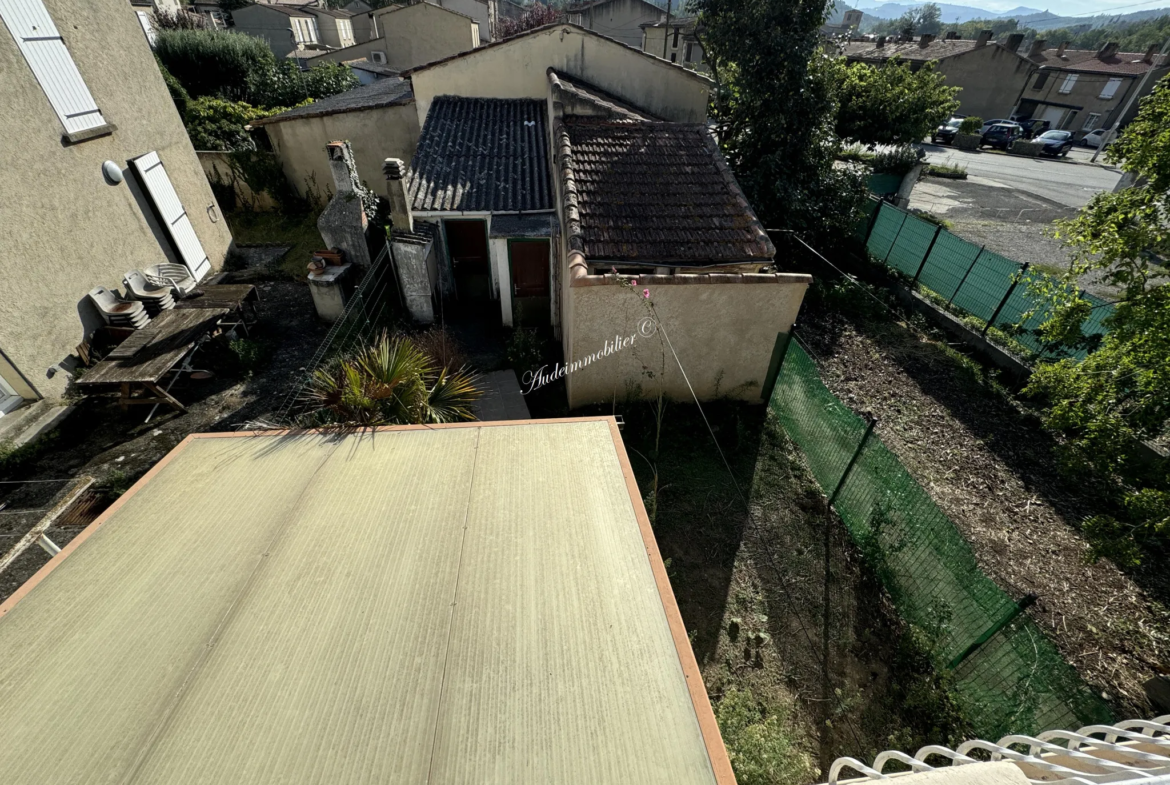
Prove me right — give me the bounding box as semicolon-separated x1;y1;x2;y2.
102;160;124;185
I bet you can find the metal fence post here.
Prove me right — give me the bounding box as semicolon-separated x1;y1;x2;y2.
912;224;943;287
947;593;1038;670
883;210;910;266
829;415;877;508
982;262;1030;337
946;245;985;310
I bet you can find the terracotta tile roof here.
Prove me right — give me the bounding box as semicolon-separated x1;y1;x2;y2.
1027;48;1168;75
558;119;774;265
251;77;413;126
407;97;553;213
842;38;987;63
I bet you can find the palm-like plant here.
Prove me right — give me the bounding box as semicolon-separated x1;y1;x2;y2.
305;332;480;426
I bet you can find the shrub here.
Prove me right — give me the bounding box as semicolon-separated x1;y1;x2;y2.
871;144;921;176
155;28;276;102
183;97;275;151
506;327;546;373
958;116;982;135
251;60;358;110
715;688;813;785
154;55;190;119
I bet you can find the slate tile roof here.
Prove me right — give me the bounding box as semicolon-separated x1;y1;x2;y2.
251;77;413;126
559;119;774;264
407;97;553;213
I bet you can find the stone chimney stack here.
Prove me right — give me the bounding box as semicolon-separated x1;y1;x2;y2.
382;158;413;234
1097;41;1119;59
1056;41;1068;57
918;33;935;48
1028;38;1047;57
1005;32;1025;52
875;35;886;47
327;141;356;197
1144;43;1158;63
975;29;993;47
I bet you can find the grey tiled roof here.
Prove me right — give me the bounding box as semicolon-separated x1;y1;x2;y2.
251;77;413;126
559;119;774;264
407;97;553;213
489;213;558;238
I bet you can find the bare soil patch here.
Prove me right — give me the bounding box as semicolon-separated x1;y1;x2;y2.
799;284;1170;719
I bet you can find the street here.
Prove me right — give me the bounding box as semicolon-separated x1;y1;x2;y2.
921;142;1123;209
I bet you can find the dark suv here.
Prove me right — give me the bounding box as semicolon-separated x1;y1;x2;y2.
979;123;1021;151
931;115;966;145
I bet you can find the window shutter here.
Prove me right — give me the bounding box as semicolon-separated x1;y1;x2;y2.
0;0;107;135
131;151;212;283
136;10;155;46
1100;77;1122;99
1059;73;1078;94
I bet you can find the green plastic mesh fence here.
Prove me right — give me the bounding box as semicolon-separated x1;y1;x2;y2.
769;339;1113;737
856;200;1115;362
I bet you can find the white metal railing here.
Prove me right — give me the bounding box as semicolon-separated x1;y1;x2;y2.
829;715;1170;785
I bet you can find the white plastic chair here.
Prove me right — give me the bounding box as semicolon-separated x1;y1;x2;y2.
144;263;197;298
123;270;175;307
87;286;149;328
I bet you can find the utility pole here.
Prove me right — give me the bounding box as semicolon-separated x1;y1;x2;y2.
1092;34;1170;163
662;0;672;59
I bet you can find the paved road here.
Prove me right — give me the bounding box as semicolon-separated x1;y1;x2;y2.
921;143;1122;209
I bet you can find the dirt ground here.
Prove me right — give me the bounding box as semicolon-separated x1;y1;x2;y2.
0;279;328;606
798;282;1170;720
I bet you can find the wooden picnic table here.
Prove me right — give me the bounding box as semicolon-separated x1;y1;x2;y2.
174;284;258;312
76;307;230;413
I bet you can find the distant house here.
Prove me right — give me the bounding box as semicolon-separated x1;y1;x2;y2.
343;57;398;84
371;0;494;43
187;1;230;29
1018;39;1169;139
231;2;320;58
566;0;665;49
640;17;706;71
342;0;378;41
295;3;480;71
0;0;232;416
841;31;1034;123
387;24;808;407
300;5;357;50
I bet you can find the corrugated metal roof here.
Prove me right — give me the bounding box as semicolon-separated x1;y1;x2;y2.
407;96;553;213
0;420;727;785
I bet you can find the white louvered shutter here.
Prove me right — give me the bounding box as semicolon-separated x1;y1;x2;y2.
1100;77;1122;99
0;0;107;135
136;10;155;46
132;152;211;282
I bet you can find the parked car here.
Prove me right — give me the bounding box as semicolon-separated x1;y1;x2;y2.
931;116;965;144
980;118;1021;134
1019;118;1052;139
1082;128;1110;148
979;123;1022;150
1035;130;1074;157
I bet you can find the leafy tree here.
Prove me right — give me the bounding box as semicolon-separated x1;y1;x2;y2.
154;55;190;120
872;2;942;37
155;28;277;102
496;3;564;38
691;0;868;243
251;61;359;109
1026;77;1170;562
831;57;960;144
182;97;280;151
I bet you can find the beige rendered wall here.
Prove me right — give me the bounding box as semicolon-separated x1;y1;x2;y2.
410;24;712;124
197;152;278;212
0;0;233;402
263;103;421;205
561;274;810;408
363;2;479;70
569;0;663;50
936;45;1032;121
431;0;492;42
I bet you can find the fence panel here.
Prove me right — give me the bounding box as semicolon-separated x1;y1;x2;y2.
866;205;905;262
769;339;1113;737
918;231;980;302
951;249;1019;323
885;212;937;278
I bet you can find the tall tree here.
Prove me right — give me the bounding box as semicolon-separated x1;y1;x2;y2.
831;57;959;144
1026;77;1170;563
691;0;867;242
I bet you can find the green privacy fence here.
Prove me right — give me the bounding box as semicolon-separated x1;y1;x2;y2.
769;337;1113;737
859;199;1114;361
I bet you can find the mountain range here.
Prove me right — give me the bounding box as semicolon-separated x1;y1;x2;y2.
845;1;1043;22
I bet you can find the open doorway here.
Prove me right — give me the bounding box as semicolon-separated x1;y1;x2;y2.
444;219;490;302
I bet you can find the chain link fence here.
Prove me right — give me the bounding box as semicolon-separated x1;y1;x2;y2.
860;199;1113;361
768;336;1113;738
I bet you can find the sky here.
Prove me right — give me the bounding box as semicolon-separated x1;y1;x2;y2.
851;0;1170;19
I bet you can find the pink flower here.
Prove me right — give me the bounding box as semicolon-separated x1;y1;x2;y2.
629;279;637;286
642;288;650;298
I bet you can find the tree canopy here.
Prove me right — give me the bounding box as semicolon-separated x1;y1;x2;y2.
870;2;942;37
831;57;960;145
1026;76;1170;563
691;0;868;243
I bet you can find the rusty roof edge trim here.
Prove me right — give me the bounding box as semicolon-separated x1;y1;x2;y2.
402;23;715;87
0;433;202;619
702;127;776;259
605;417;738;785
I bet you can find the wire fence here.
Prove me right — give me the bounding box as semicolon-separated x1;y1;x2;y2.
859;199;1114;361
768;336;1114;738
272;242;401;424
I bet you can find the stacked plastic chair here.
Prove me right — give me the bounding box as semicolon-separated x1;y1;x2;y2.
123;270;176;316
144;263;198;299
87;287;149;330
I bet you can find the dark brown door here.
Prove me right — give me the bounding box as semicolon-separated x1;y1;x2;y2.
509;239;550;325
445;219;490;300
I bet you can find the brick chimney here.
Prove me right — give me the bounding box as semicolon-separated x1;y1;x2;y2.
975;29;993;47
1028;38;1047;57
1056;40;1068;57
876;35;886;48
382;158;413;234
918;33;935;47
1097;41;1119;59
1144;43;1158;63
1005;32;1025;52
